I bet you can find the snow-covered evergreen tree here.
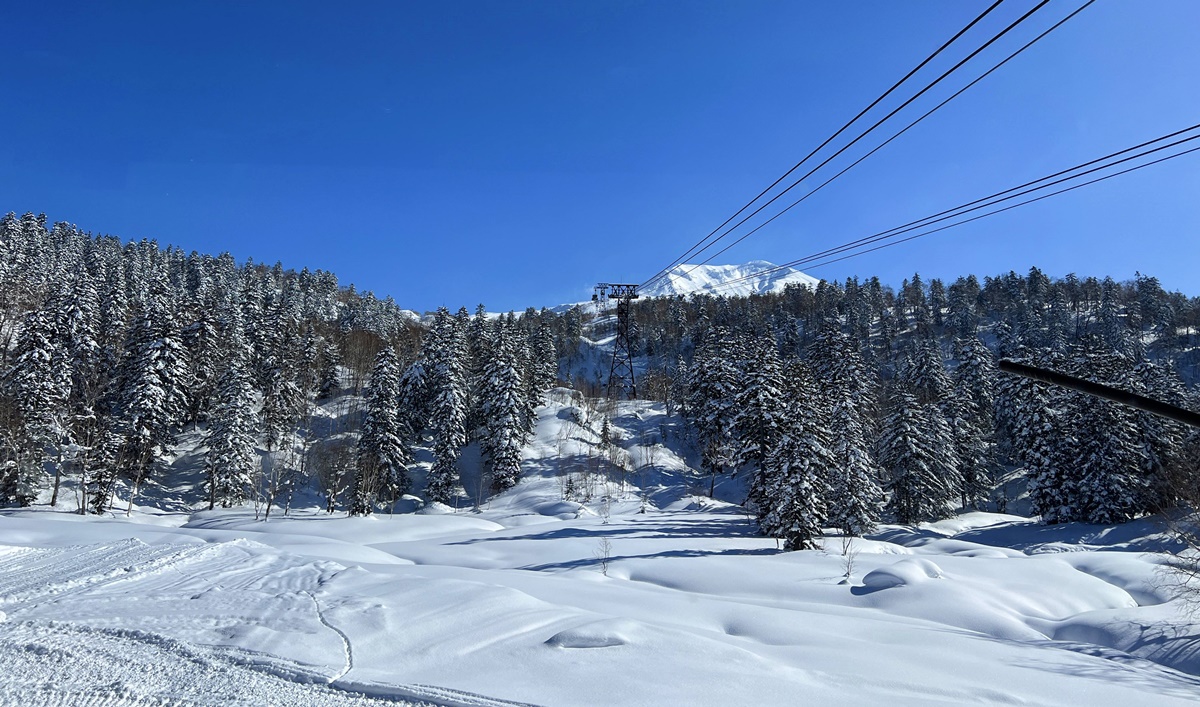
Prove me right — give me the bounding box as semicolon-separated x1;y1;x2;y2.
4;308;70;506
351;347;412;515
205;341;259;509
260;357;305;452
732;335;786;474
825;396;883;537
950;336;999;509
1067;341;1148;524
479;328;528;494
316;338;341;401
113;300;190;503
880;387;955;524
686;329;740;496
758;399;830;551
425;308;469;504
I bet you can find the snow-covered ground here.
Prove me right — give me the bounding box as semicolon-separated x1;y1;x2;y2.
3;393;1200;705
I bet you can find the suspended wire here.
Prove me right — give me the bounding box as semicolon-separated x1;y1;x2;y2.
702;133;1200;292
641;0;1056;291
792;145;1200;274
749;124;1200;275
634;0;1008;292
693;127;1200;295
658;0;1066;284
712;127;1200;289
684;0;1097;273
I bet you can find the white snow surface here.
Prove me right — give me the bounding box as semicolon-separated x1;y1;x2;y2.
3;392;1200;705
638;260;819;299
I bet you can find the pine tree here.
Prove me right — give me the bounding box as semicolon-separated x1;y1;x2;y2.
905;337;952;407
825;397;883;537
686;329;740;496
351;347;412;515
758;400;830;551
479;327;529;493
1130;359;1190;509
1067;341;1149;524
425;308;469;504
205;347;259;509
398;357;431;436
950;336;999;509
5;308;70;506
181;310;221;427
113;301;190;505
260;357;305;452
732;335;786;473
880;387;955;524
316;338;341;401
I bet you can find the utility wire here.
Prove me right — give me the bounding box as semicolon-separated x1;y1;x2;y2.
635;0;1007;292
694;130;1200;295
685;0;1096;274
792;145;1200;275
754;125;1200;274
641;0;1054;291
659;0;1063;284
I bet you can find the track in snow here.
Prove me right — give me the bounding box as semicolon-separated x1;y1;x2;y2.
0;540;542;707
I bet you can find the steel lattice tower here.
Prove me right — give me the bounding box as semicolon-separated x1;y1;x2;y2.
593;283;639;399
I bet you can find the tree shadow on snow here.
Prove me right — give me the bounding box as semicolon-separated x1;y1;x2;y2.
445;515;758;545
519;546;780;572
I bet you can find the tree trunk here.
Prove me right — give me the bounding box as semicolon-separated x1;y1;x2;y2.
50;464;62;506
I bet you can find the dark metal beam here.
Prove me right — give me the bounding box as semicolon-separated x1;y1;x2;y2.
998;359;1200;428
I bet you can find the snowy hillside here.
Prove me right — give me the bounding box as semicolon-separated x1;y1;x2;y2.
3;391;1200;705
639;260;819;298
551;261;819;315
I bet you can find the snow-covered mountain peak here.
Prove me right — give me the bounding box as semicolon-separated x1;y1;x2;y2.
638;261;819;299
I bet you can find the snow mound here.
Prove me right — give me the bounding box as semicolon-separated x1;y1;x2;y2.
639;261;818;299
545;618;645;648
862;559;945;589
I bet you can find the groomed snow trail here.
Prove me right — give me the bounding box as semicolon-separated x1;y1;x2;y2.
0;620;427;706
0;540;542;707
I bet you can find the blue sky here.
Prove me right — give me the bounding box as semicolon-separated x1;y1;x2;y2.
3;1;1197;312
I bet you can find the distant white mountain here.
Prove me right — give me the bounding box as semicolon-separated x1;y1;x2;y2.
638;260;819;299
550;261;819;314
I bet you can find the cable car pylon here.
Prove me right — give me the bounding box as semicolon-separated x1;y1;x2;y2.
593;283;639;399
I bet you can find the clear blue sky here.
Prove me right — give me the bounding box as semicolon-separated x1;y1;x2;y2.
3;1;1197;312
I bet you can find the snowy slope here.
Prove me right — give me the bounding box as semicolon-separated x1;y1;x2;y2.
639;260;819;299
2;393;1200;705
551;261;819;316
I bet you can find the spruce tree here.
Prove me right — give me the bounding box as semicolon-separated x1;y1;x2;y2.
880;387;955;524
825;397;883;537
351;347;412;515
114;301;189;505
1067;341;1148;523
732;335;786;473
205;336;259;509
425;308;469;504
5;308;70;506
479;330;528;494
758;399;830;551
316;338;341;400
686;329;739;496
949;336;999;509
997;350;1076;523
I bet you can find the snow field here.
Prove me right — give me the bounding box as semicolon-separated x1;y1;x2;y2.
1;394;1199;705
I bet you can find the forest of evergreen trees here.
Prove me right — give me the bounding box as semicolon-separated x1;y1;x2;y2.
3;211;1199;550
0;212;566;515
626;269;1200;549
